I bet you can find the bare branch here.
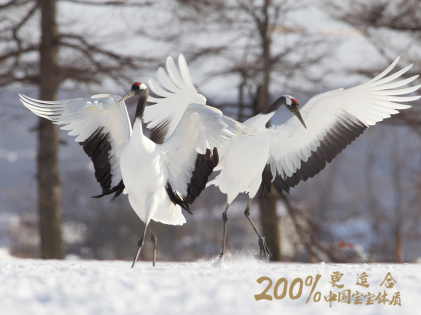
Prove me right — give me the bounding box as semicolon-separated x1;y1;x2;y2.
0;0;32;10
60;0;154;7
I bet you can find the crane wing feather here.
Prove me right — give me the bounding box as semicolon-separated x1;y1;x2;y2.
178;54;197;90
159;104;244;211
267;58;420;193
19;94;132;200
144;54;206;144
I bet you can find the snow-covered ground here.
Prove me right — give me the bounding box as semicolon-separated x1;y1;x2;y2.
0;249;419;315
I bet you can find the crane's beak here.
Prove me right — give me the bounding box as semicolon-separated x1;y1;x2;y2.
119;90;136;103
292;107;307;129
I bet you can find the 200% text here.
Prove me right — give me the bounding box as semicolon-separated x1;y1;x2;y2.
255;275;322;303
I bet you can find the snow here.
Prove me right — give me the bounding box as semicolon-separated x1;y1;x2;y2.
0;250;419;315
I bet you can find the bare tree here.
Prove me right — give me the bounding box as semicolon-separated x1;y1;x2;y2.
37;0;64;259
0;0;154;259
324;0;421;128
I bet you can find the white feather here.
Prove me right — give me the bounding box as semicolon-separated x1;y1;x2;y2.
20;94;130;190
143;54;207;142
269;59;420;182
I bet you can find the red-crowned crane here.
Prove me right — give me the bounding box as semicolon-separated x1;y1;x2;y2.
143;55;420;258
19;82;246;267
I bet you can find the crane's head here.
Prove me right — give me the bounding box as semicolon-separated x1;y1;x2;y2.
264;95;306;129
118;82;148;103
282;95;306;129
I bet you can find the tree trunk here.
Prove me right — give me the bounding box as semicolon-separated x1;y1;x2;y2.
256;0;282;261
256;84;282;261
259;191;281;261
396;228;402;263
38;0;65;259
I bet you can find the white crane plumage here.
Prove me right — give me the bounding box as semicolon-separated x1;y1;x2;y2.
19;81;246;267
144;55;421;258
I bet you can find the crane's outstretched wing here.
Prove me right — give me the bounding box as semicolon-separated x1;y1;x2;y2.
264;57;420;194
144;54;206;143
158;103;244;213
19;94;132;200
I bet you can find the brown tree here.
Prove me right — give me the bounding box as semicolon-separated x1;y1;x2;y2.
37;0;64;259
0;0;153;259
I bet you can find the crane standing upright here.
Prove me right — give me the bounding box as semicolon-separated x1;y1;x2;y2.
143;55;421;258
19;81;246;267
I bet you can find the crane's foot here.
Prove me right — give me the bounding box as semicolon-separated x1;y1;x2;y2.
131;223;149;268
151;232;157;267
219;204;230;259
243;198;270;260
258;236;270;259
131;237;144;268
212;252;226;268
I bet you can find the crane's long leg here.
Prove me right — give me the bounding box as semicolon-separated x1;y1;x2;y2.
244;198;270;258
151;232;157;267
131;222;149;268
220;203;230;258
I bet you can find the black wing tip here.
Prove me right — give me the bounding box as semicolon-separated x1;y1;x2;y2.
149;119;171;144
91;180;125;203
262;114;369;192
260;164;292;197
165;183;193;215
165;147;219;214
186;148;218;203
79;127;126;203
212;147;219;166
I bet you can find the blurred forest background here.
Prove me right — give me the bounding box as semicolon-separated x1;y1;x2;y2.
1;0;421;263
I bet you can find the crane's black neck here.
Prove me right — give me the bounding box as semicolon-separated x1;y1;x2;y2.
135;90;149;121
261;96;285;115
